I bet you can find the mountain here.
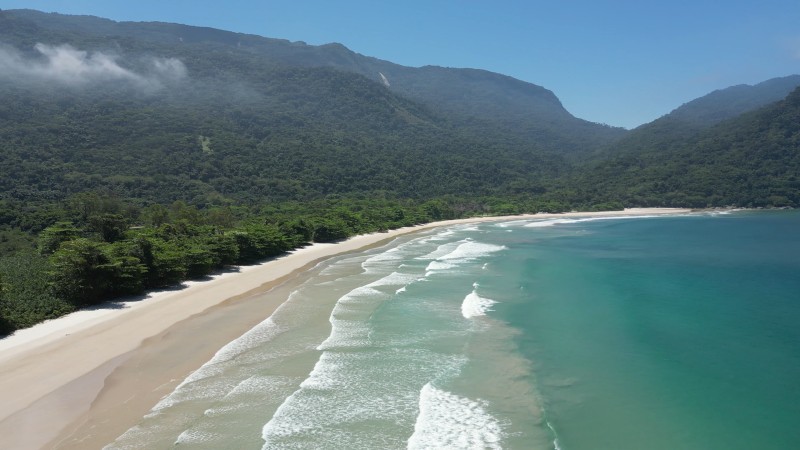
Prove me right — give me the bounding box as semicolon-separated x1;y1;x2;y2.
0;9;584;208
2;9;625;155
592;75;800;159
667;75;800;126
575;86;800;207
0;7;797;214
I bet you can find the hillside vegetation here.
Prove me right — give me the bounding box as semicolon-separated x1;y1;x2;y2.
574;87;800;207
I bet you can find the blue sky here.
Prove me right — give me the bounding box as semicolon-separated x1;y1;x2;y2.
2;1;799;128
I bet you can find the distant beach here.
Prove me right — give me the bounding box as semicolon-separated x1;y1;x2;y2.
0;208;690;449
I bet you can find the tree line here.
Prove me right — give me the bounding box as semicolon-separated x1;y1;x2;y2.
0;193;587;335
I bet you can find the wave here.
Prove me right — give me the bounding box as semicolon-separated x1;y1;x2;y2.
317;268;423;351
407;383;503;449
148;312;285;413
461;290;497;319
317;287;384;351
174;428;216;446
545;419;562;450
706;208;744;216
523;214;664;228
439;241;506;261
362;247;405;274
428;229;456;241
424;241;506;276
262;350;468;449
425;260;458;273
417;240;464;261
367;271;418;289
524;218;583;228
494;219;532;228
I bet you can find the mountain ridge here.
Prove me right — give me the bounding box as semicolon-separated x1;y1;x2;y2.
587;74;800;161
664;75;800;126
575;86;800;207
1;7;799;211
2;8;625;155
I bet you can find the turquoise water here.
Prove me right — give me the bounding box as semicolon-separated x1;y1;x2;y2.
493;210;800;450
108;210;800;449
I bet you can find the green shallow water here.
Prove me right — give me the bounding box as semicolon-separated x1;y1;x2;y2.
108;210;800;449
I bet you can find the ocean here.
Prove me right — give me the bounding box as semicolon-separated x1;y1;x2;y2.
107;210;800;449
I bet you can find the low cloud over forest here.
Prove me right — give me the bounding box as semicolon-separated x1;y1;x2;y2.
0;42;187;91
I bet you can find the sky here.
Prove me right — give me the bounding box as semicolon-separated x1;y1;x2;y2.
1;1;799;128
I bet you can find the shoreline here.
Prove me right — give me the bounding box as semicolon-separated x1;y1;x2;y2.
0;208;690;449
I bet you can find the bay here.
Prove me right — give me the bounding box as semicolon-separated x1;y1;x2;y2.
108;210;800;449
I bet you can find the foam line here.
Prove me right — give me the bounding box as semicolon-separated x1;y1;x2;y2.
523;214;663;228
407;383;503;449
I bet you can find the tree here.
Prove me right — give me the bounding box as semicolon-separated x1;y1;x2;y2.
170;201;203;224
67;192;122;223
142;204;171;227
38;222;81;255
312;217;351;243
0;253;74;333
230;224;290;263
106;241;149;295
278;218;314;247
204;233;239;266
88;213;129;242
180;242;216;279
421;199;454;221
126;235;187;288
48;239;115;305
207;207;235;230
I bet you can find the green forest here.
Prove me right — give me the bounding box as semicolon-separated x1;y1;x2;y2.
0;9;798;334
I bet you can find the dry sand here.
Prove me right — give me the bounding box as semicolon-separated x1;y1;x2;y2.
0;208;690;449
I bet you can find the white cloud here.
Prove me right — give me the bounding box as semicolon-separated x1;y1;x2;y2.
0;43;187;90
150;56;188;81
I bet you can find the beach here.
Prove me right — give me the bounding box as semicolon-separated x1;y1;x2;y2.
0;208;689;449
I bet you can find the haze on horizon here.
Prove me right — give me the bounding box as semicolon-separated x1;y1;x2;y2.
1;0;799;129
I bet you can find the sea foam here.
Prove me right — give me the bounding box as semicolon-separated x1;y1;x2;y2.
546;420;563;450
438;241;506;261
317;287;382;351
424;241;506;276
417;240;463;261
407;383;503;449
317;271;416;350
523;215;662;228
261;350;468;449
148;314;284;413
461;290;497;319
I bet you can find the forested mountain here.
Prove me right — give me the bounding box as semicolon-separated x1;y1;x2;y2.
0;8;574;209
2;8;798;214
574;87;800;207
667;75;800;126
3;9;625;155
593;75;800;159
